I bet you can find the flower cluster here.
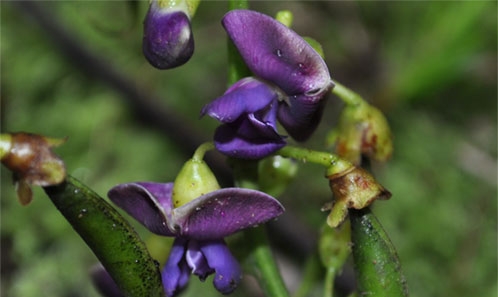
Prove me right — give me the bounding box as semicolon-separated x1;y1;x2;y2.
93;7;343;297
202;10;334;159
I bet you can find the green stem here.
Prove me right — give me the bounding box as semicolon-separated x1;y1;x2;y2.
44;175;164;297
276;145;353;176
292;254;322;297
192;141;215;161
331;81;365;107
323;267;336;297
227;0;251;85
244;227;290;297
228;0;248;10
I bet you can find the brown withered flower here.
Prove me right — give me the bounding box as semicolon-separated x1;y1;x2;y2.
323;166;391;228
1;132;66;205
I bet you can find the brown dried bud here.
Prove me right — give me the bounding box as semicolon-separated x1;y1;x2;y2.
1;132;66;205
323;166;391;227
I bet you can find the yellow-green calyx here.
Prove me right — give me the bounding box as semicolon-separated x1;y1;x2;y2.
172;142;219;208
0;134;13;160
156;0;200;17
275;10;293;27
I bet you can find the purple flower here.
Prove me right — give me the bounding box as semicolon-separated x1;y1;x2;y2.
202;10;334;159
94;182;284;297
202;77;287;159
142;0;194;69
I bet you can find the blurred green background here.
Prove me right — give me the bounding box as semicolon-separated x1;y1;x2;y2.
1;1;496;297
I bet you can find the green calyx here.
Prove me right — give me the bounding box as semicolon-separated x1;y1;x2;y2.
172;142;219;208
157;0;200;17
0;133;13;160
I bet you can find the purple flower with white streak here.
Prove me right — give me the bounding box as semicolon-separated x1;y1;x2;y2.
202;9;334;159
142;0;195;69
93;181;284;297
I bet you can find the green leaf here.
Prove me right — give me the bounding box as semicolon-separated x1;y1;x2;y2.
44;175;164;297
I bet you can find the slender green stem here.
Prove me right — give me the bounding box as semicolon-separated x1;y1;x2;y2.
244;227;290;297
276;145;353;176
323;267;336;297
228;0;248;10
292;253;322;297
192;141;215;161
227;0;251;85
332;81;365;107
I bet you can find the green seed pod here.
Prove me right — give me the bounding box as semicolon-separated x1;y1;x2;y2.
350;208;409;297
44;175;164;297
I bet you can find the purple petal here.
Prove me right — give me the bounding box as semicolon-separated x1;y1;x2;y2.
214;122;286;159
278;94;328;141
143;2;194;69
201;77;278;123
162;237;190;297
222;10;332;98
108;182;175;236
90;264;125;297
185;240;214;280
199;240;242;294
172;188;284;240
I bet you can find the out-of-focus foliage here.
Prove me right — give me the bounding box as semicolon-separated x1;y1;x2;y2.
1;2;496;297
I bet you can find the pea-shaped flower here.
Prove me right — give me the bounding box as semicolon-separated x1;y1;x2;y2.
142;0;198;69
202;9;334;159
94;152;284;297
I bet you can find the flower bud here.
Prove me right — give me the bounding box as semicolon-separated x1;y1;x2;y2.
142;0;198;69
258;155;298;197
172;158;220;208
328;103;393;165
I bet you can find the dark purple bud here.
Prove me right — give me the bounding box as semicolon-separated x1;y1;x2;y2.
143;1;194;69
